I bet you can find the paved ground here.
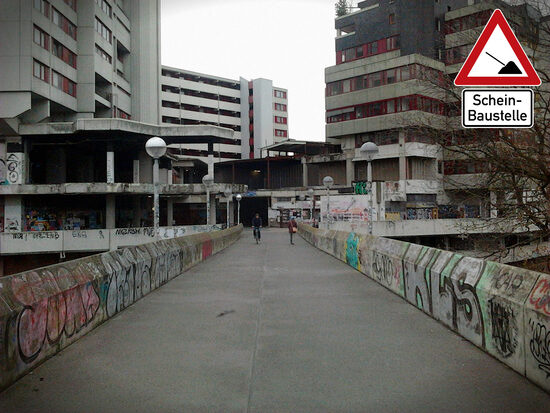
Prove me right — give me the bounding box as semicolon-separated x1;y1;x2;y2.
1;228;549;412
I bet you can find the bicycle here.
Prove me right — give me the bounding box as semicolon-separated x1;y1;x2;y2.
253;226;261;244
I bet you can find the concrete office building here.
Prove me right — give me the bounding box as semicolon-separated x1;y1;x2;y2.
160;66;289;162
323;0;542;223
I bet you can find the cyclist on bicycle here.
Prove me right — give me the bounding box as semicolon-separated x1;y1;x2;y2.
252;213;262;244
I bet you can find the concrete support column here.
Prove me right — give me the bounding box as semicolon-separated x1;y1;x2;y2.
209;193;216;224
167;198;174;226
107;151;115;184
106;195;116;229
207;142;214;178
4;196;23;232
345;152;354;187
229;201;235;226
302;158;308;187
399;130;407;181
133;159;140;183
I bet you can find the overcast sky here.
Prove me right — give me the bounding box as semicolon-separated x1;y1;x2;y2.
161;0;338;142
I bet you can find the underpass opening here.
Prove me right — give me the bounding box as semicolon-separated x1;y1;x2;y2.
240;196;269;227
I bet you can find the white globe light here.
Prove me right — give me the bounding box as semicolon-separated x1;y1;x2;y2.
236;194;242;201
145;137;167;159
360;141;379;161
202;174;214;187
323;176;334;188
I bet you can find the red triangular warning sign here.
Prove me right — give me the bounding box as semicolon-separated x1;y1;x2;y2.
454;9;541;86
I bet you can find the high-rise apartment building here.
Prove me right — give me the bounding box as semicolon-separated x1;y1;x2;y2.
0;0;161;125
0;0;240;275
160;67;288;162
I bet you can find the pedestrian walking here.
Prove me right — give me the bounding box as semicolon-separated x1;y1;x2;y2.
288;216;298;245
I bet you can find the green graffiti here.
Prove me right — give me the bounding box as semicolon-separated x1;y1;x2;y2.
345;232;361;270
352;181;370;195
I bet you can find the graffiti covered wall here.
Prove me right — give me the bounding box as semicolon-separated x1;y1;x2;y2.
0;225;242;390
298;223;550;393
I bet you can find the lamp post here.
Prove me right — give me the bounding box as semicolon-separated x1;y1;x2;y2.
236;194;242;225
145;137;167;238
202;174;214;226
322;176;334;227
308;188;315;223
360;142;379;235
224;188;232;229
298;194;305;220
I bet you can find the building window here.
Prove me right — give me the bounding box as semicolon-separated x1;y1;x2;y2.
116;108;131;119
95;44;112;63
326;64;439;97
34;0;50;17
52;39;77;68
95;17;112;43
274;129;288;138
63;0;76;11
51;70;76;97
389;13;395;24
274;116;287;124
33;60;49;82
274;103;287;111
326;95;445;123
51;7;77;40
274;90;287;99
33;25;49;50
95;0;112;17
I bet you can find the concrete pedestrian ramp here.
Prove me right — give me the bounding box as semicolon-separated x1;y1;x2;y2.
0;228;548;412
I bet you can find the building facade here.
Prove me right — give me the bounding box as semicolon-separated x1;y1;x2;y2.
0;0;244;275
160;67;289;162
323;0;541;223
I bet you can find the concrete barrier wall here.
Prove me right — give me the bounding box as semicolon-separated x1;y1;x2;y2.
0;224;242;391
299;224;550;393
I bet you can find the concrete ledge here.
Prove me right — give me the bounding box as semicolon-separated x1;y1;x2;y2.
298;223;550;393
0;224;243;391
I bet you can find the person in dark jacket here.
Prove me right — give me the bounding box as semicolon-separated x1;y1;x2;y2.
251;213;262;243
288;216;298;245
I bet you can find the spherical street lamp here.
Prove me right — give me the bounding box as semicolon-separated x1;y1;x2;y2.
146;136;167;159
359;142;379;235
224;188;232;228
307;188;315;223
323;176;334;226
145;137;167;238
236;194;242;225
202;174;214;226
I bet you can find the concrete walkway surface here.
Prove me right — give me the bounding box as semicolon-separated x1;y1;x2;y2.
0;228;549;412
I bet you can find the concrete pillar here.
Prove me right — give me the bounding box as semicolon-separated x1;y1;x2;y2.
107;151;115;184
4;196;23;232
345;153;354;187
167;167;173;184
167;198;174;226
209;193;216;224
399;130;407;181
133;159;140;183
139;150;153;183
207;142;214;178
302;158;308;187
106;195;116;229
229;201;235;226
